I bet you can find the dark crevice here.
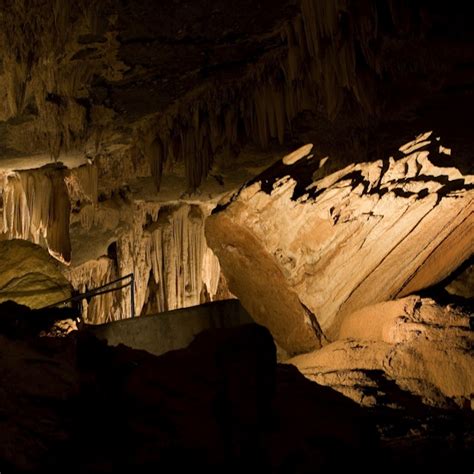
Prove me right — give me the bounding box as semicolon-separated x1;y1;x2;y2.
417;255;473;313
300;301;327;346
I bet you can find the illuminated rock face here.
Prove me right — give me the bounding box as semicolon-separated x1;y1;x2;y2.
0;166;73;263
0;239;71;309
206;136;474;353
289;296;474;409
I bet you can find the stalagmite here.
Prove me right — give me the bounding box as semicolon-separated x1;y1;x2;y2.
205;136;474;354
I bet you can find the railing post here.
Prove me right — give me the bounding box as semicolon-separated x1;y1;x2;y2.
130;273;135;318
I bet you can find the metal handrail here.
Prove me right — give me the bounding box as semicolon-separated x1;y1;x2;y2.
42;273;135;319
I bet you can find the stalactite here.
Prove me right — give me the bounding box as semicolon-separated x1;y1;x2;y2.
145;204;222;313
46;171;72;263
146;137;164;191
0;166;71;263
66;163;98;205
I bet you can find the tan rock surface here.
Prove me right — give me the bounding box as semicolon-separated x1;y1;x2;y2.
289;297;474;408
206;136;473;352
0;240;72;309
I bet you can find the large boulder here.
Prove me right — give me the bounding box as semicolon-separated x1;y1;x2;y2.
288;296;474;408
205;135;473;353
0;239;72;309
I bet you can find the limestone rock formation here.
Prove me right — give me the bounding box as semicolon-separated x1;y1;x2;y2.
0;161;99;264
0;1;473;328
0;2;472;470
288;296;474;409
206;136;473;353
0;165;72;263
0;156;229;324
0;239;71;309
67;202;228;323
0;1;472;193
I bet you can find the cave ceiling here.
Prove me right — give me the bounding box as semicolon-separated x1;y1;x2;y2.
0;0;473;192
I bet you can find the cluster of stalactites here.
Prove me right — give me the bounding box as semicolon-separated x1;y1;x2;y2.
138;60;313;193
0;0;73;116
147;204;221;313
0;0;124;159
137;0;391;192
0;162;98;265
0;167;71;263
68;202;223;323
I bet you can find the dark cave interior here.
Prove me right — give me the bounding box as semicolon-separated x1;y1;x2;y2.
0;1;472;472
